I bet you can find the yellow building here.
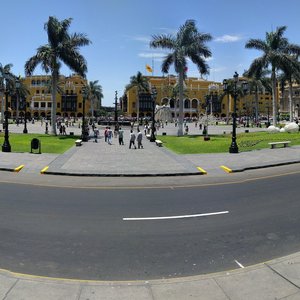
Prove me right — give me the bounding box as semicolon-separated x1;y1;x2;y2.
122;75;273;121
122;75;224;119
9;74;89;120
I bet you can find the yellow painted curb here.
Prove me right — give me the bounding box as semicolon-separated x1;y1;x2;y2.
14;165;24;172
40;166;49;174
197;167;207;175
220;165;232;173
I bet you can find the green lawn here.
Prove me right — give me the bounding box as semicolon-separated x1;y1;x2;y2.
0;133;79;153
2;131;300;155
157;131;300;154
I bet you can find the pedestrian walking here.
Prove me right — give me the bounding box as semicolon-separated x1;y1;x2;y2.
107;127;113;145
129;130;136;149
137;129;143;149
104;127;108;143
118;127;124;145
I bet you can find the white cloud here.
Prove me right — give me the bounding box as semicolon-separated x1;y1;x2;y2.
138;52;167;59
131;36;151;43
214;35;242;43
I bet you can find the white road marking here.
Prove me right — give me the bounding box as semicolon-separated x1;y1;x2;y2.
123;211;229;221
234;260;245;268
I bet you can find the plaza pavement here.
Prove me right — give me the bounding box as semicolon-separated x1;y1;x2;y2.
0;121;300;299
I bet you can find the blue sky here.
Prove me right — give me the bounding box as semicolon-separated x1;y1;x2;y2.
2;0;300;106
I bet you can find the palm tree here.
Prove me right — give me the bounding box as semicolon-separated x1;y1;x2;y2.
0;63;14;124
150;19;212;136
278;57;300;121
25;16;91;135
219;79;245;124
87;80;103;118
244;69;271;123
125;71;150;125
245;26;300;126
14;77;30;122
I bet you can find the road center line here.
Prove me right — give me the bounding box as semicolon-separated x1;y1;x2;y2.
234;260;245;268
123;211;229;221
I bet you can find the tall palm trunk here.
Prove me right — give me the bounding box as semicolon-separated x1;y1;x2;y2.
255;86;259;122
226;93;230;124
288;79;293;122
177;67;184;136
1;92;4;124
271;68;277;126
51;71;58;135
91;97;95;119
136;92;140;127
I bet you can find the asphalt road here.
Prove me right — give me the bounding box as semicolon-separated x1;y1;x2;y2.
0;171;299;280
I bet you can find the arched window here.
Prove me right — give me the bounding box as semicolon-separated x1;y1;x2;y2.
192;99;198;109
161;97;169;105
169;98;175;108
184;99;190;109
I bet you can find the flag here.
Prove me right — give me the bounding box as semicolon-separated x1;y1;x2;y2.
146;64;153;73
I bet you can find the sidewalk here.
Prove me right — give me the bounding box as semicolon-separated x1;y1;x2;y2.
0;124;299;176
1;252;300;299
1;123;300;299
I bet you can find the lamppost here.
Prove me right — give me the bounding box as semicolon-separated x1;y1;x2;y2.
81;87;89;142
150;86;157;142
208;83;219;116
2;73;11;152
23;97;28;133
223;72;247;154
114;90;118;131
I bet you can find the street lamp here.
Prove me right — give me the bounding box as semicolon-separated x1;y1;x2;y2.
150;86;157;142
23;97;28;133
223;72;248;154
114;90;119;131
208;83;219;116
2;73;11;152
81;87;89;142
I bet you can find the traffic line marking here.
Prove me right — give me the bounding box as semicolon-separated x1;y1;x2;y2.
220;165;232;173
123;211;229;221
14;165;24;172
234;260;245;268
40;166;49;174
197;167;207;175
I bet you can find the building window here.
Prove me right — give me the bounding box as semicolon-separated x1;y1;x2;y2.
79;103;82;108
34;102;39;108
48;102;52;108
41;102;46;108
57;103;60;108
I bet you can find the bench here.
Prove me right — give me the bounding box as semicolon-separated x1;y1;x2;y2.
155;139;163;147
75;139;83;146
268;141;291;149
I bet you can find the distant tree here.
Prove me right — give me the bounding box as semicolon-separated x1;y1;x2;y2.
219;79;245;124
245;26;300;126
87;80;103;118
244;69;271;122
0;63;13;123
278;56;300;121
125;71;149;124
150;19;212;136
25;16;91;135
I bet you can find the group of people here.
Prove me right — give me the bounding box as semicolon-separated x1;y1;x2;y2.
129;129;143;149
103;126;144;149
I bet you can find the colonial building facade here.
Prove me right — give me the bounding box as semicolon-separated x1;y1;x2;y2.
121;75;275;120
7;74;90;120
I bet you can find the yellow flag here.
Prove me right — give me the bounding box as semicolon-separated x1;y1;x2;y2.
146;64;153;73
